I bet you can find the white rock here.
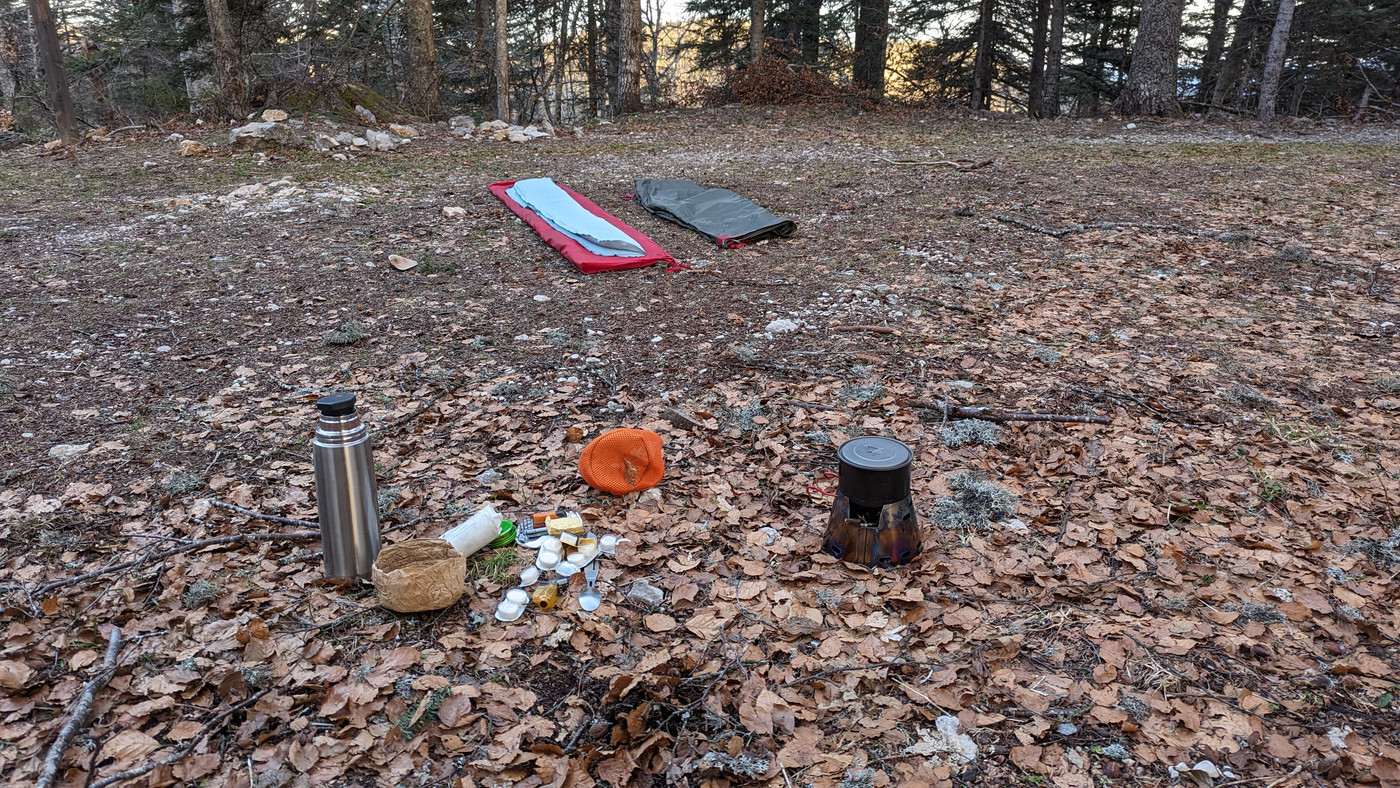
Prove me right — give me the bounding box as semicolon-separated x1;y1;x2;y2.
533;294;550;302
1125;122;1137;129
362;128;399;151
475;468;504;484
765;318;800;333
156;345;172;352
351;136;368;147
354;105;377;124
229;121;312;151
626;580;665;608
449;115;476;133
478;119;509;133
49;443;90;459
946;380;976;390
165;132;184;141
388;123;420;138
522;124;550;138
177;140;207;157
261;109;289;122
507;129;530;143
442;206;466;218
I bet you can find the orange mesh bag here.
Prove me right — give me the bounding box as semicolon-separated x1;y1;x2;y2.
579;428;664;495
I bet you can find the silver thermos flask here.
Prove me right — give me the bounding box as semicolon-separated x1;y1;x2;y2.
312;392;381;579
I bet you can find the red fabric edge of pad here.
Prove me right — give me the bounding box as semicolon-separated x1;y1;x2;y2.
489;180;675;275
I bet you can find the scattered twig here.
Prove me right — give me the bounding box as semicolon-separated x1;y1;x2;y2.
209;500;317;529
873;155;994;172
910;294;986;316
1218;763;1305;788
829;324;897;335
780;659;953;688
88;689;271;788
904;398;1111;425
989;213;1269;245
36;628;122;788
1065;384;1198;427
32;531;318;596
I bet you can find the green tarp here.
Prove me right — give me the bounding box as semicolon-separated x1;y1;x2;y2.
634;178;796;248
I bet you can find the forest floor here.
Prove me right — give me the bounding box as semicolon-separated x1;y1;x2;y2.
1;107;1398;788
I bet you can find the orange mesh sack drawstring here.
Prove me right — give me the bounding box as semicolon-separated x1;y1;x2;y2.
579;428;664;495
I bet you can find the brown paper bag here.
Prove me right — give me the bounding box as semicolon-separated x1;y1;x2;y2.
372;539;467;613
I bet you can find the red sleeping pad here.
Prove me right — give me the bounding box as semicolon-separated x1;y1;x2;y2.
489;180;680;274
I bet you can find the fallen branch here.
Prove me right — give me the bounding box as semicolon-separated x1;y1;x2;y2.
781;659;954;688
873;155;994;172
33;530;318;596
209;499;317;528
36;628;122;788
910;294;986;316
905;398;1111;425
89;689;271;788
830;324;897;335
989;213;1267;245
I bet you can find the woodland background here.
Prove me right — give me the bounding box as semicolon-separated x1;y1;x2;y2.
1;0;1398;140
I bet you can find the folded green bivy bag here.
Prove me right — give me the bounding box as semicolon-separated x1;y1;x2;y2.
633;178;796;248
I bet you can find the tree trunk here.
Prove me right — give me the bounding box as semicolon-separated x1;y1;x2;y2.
749;0;764;62
970;0;995;110
404;0;440;116
1197;0;1235;101
1042;0;1063;117
203;0;245;118
1255;0;1294;122
494;0;509;120
1028;0;1049;116
26;0;78;142
798;0;820;65
1112;0;1185;116
1211;0;1258;108
852;0;888;100
555;0;571;122
613;0;641;114
586;0;599;118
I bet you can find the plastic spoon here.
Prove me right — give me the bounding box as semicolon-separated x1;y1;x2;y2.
579;562;601;612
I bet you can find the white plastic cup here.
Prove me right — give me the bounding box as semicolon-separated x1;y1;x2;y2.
541;536;564;553
538;551;561;570
519;566;540;586
497;600;523;619
506;588;529;605
566;551;590;568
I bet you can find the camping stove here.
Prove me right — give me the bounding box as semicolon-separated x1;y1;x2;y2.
821;437;921;568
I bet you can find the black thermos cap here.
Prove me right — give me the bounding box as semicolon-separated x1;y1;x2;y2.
316;392;357;417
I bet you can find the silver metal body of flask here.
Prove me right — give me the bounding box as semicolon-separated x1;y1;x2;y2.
312;392;381;579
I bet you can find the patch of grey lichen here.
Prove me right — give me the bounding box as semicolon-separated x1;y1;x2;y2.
940;419;999;447
727;400;766;432
1223;383;1277;409
323;320;367;346
931;472;1016;530
180;579;221;609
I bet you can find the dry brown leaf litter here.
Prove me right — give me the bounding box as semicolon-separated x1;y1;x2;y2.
1;108;1398;787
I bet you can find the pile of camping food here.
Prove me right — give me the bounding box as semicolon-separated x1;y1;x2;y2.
370;428;662;617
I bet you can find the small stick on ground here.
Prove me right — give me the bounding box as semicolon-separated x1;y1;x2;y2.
904;398;1111;425
88;689;271;788
830;325;897;335
209;499;317;528
909;294;987;317
873;155;994;172
988;213;1268;245
36;628;122;788
33;530;319;596
781;659;953;688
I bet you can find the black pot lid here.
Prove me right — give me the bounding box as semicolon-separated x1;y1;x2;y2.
838;436;913;471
